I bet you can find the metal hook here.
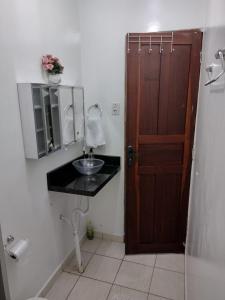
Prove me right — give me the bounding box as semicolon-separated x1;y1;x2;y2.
127;33;130;53
87;104;103;117
171;32;175;53
149;35;152;54
138;36;141;53
160;35;163;53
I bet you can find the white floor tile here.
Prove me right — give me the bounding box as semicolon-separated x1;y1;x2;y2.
124;254;156;267
108;285;148;300
150;268;184;300
68;277;111;300
155;254;184;273
96;240;125;259
81;238;102;253
46;272;78;300
115;261;153;293
83;254;121;283
64;251;93;274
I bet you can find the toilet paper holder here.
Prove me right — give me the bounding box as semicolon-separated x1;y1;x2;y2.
6;235;14;244
4;235;29;260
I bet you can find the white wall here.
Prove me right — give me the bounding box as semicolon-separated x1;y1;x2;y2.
0;1;85;300
186;1;225;299
77;0;207;237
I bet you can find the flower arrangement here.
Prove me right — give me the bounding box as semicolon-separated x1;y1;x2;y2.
42;54;64;74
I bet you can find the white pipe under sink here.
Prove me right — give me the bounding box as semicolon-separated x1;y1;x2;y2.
60;196;90;273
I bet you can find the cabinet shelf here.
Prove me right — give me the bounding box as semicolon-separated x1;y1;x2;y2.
34;105;42;110
51;104;58;108
36;128;44;133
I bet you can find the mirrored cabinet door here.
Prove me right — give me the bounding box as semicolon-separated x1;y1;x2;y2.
18;83;84;159
49;87;61;151
32;85;48;158
18;83;62;159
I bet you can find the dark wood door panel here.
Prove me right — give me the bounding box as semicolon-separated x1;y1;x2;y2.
154;174;182;243
139;165;182;175
139;175;155;244
158;44;191;135
139;144;184;166
139;134;184;144
139;45;161;135
139;173;182;245
126;44;139;146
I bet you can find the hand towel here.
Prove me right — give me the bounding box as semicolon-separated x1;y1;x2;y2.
86;115;106;148
63;115;74;145
74;95;85;142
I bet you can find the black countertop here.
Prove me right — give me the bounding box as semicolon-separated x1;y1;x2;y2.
47;155;120;197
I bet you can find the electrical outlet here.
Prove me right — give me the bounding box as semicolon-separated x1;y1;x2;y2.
112;103;120;115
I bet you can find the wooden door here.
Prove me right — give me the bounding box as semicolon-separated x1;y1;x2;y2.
125;30;202;254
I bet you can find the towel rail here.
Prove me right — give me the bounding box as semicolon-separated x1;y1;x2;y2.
87;103;103;117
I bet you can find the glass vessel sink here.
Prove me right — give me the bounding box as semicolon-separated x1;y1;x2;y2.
72;158;104;176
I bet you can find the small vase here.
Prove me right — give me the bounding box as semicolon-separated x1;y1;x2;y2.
48;73;61;84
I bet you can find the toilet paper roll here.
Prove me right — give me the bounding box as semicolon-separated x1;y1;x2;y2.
8;239;29;260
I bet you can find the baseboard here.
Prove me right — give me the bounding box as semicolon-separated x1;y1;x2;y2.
37;234;86;297
95;231;124;243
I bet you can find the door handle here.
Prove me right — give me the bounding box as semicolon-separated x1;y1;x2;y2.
127;145;136;167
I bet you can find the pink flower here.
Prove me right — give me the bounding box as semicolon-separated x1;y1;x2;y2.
42;64;48;71
42;56;49;65
42;54;64;74
46;64;54;70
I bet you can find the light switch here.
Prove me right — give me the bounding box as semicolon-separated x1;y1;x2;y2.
112;103;120;115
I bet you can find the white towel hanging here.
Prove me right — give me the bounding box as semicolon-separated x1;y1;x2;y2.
63;104;75;145
85;104;105;148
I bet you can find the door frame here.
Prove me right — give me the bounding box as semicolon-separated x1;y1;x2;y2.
125;29;202;254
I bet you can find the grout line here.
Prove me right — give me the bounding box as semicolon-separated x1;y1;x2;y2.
80;274;115;285
106;257;133;300
105;274;118;300
95;253;124;261
154;266;185;275
108;282;150;295
149;292;175;300
65;274;81;300
113;283;149;295
122;259;155;268
78;275;112;285
148;253;157;294
68;274;113;299
62;267;181;300
81;251;124;261
92;255;184;275
113;255;123;283
105;284;113;300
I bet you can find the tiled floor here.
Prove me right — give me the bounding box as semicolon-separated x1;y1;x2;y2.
47;238;185;300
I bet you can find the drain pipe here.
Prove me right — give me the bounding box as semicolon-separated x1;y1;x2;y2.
60;196;90;273
72;197;90;273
